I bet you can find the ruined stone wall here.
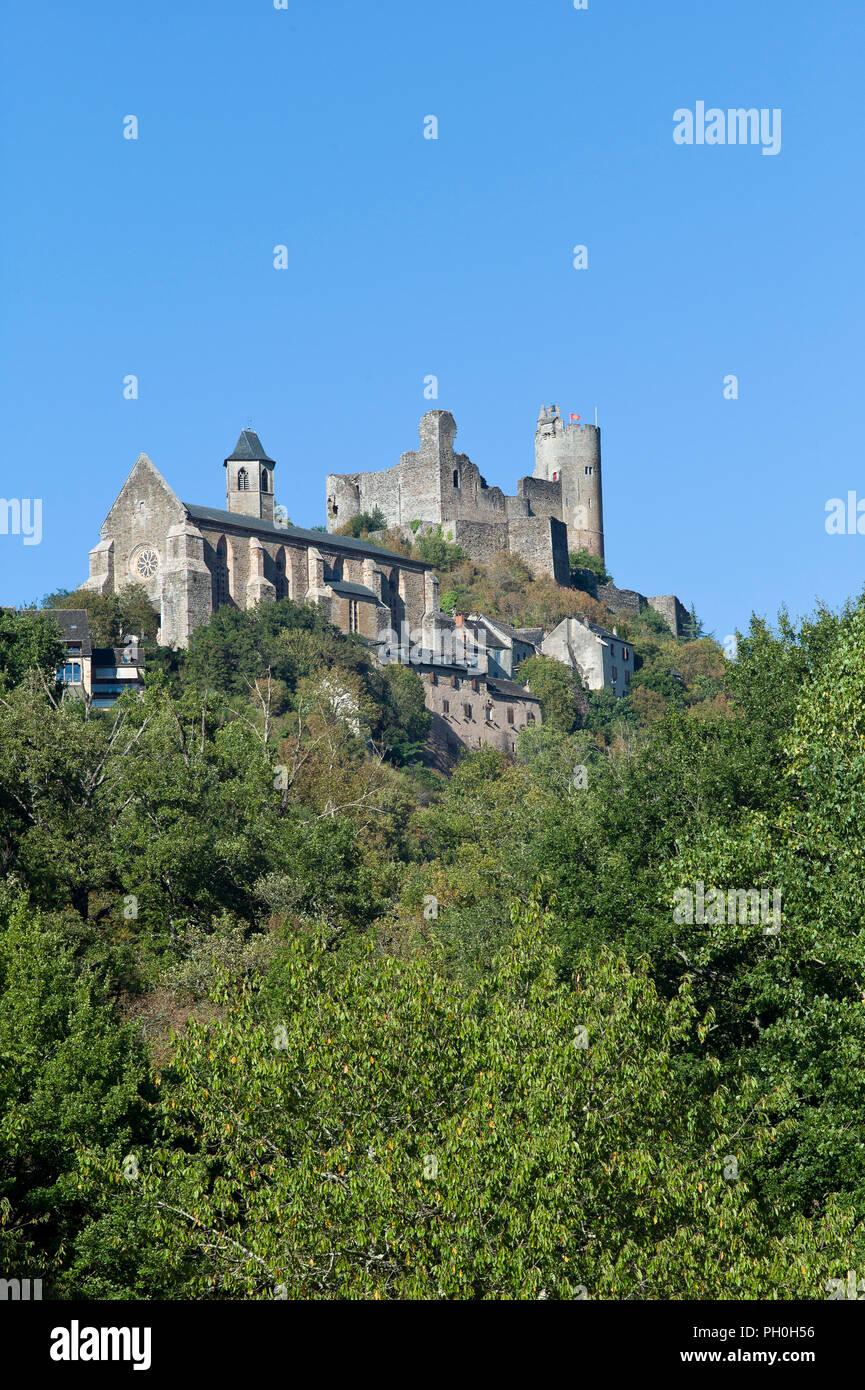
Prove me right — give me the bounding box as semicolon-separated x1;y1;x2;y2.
648;595;689;639
508;516;571;585
596;583;647;619
596;583;687;638
452;519;509;565
571;568;600;600
324;411;581;584
517;475;562;521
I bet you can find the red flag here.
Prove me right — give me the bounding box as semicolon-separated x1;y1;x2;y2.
570;413;580;422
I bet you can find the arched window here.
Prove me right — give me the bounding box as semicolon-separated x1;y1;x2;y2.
237;467;249;492
215;537;231;607
261;469;269;492
275;549;289;601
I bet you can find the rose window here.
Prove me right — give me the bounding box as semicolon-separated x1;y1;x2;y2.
135;547;159;579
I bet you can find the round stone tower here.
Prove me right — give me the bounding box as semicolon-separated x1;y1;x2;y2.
533;405;604;559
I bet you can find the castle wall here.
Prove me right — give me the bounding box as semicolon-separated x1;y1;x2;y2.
507;516;571;585
596;583;688;638
452;519;509;565
517;475;562;520
648;595;689;639
325;411;578;584
596;582;647;619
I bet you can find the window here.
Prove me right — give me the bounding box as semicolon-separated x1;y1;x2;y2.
348;599;359;633
58;662;82;684
585;466;593;476
507;707;514;725
430;671;437;686
463;702;472;719
526;712;536;725
471;677;478;692
237;467;249;491
623;647;629;661
215;537;230;606
450;675;458;688
609;645;615;658
624;670;630;687
453;469;459;488
275;552;289;601
443;699;450;714
261;469;269;492
484;705;492;723
135;547;159;580
612;666;618;681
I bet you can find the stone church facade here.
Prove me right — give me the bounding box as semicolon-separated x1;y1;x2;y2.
83;430;441;648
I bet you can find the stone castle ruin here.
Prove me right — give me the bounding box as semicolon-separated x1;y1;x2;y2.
327;405;686;636
326;405;605;586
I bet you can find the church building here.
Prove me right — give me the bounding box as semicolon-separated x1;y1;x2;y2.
83;430;441;648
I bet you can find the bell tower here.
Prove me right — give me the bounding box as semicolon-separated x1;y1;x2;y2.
224;429;276;522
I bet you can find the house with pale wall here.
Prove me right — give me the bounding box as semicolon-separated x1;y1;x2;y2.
463;615;542;679
542;617;634;699
14;609;147;709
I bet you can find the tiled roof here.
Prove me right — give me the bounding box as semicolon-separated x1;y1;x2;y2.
486;676;540;702
183;505;428;567
27;609;93;657
468;614;542;645
462;619;505;649
586;622;619;642
224;430;276;465
328;580;381;602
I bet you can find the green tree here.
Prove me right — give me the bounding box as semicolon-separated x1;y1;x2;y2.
414;525;466;571
97;899;863;1299
0;892;149;1288
569;548;613;585
41;585;159;646
516;654;581;732
0;610;64;689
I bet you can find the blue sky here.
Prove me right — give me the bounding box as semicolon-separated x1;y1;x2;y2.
1;0;863;642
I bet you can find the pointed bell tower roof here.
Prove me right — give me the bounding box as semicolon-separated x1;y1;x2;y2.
224;429;275;466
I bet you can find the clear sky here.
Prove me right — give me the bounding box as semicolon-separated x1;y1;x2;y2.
1;0;863;642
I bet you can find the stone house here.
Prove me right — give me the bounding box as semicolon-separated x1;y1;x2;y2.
416;660;542;761
463;614;542;679
16;609;147;708
82;431;441;649
542;616;634;698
